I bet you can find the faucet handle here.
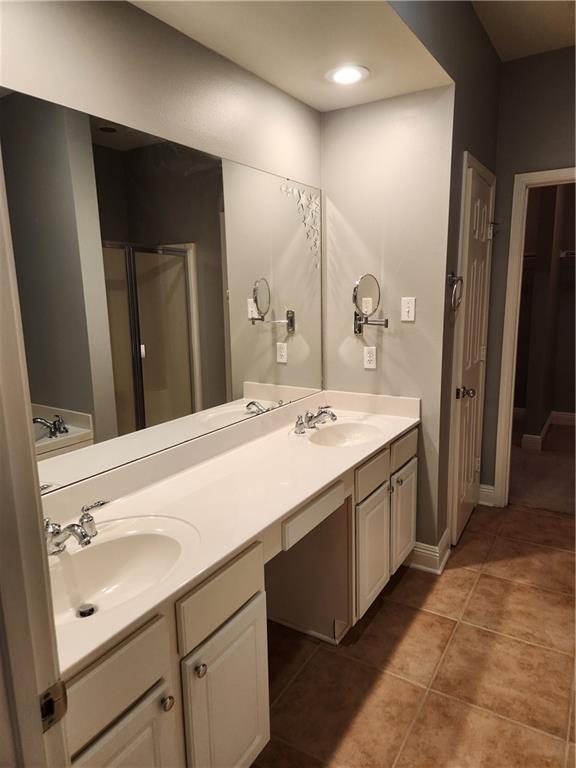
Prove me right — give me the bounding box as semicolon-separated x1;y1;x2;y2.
79;510;98;538
294;415;306;435
44;518;61;536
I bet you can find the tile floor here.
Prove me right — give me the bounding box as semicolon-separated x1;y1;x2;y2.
256;503;575;768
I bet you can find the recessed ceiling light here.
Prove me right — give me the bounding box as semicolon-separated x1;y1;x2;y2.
99;125;118;134
325;65;370;85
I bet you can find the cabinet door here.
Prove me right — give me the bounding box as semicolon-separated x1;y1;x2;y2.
73;681;179;768
391;457;418;573
356;482;390;618
182;592;269;768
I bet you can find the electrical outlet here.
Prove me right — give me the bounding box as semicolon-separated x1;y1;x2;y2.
277;342;288;364
361;297;373;315
247;297;258;319
363;346;376;370
401;297;416;322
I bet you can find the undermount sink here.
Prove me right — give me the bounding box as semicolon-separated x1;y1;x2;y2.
307;421;383;447
49;516;200;625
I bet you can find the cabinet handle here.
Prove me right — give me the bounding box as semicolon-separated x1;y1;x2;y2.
161;695;175;712
195;663;208;678
396;478;404;486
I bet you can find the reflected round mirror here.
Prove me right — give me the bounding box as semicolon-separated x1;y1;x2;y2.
253;277;271;317
353;273;380;317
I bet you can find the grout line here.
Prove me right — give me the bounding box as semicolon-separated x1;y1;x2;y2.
459;619;575;657
268;643;320;709
565;665;575;743
431;688;569;744
390;688;430;768
320;643;428;691
497;532;576;555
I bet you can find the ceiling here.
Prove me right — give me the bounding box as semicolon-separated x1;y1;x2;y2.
473;1;575;61
132;2;452;112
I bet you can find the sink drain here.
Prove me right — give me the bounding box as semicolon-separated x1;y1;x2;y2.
76;603;97;618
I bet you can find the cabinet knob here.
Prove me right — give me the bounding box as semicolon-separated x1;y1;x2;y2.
396;478;404;486
195;663;208;678
161;695;175;712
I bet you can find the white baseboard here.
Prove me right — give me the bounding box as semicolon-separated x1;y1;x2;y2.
551;411;575;426
479;483;497;506
407;527;451;575
521;412;552;452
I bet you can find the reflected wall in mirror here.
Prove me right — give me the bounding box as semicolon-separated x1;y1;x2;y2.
0;92;322;488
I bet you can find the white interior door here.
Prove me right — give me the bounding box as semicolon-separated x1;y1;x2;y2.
451;153;496;543
0;146;69;766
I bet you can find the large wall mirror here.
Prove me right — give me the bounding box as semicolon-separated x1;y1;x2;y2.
0;93;322;491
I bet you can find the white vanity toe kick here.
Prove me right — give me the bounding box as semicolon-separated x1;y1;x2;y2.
55;409;419;677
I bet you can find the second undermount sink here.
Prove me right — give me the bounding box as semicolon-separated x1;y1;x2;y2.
307;421;383;447
49;516;200;625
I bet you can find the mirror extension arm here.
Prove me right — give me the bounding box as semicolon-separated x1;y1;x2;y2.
250;309;295;334
354;311;388;335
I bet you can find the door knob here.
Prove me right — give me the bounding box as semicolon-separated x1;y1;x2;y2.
161;695;175;712
396;478;404;486
195;663;208;678
456;387;477;399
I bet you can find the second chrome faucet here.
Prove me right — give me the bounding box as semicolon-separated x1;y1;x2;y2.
294;406;337;434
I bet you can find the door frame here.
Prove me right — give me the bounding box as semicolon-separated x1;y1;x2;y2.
448;151;496;545
492;167;576;507
0;147;69;766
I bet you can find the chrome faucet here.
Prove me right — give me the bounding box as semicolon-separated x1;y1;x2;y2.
246;400;268;415
44;510;99;555
294;406;337;433
33;414;68;439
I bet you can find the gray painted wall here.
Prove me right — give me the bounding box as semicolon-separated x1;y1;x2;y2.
481;47;575;483
322;86;454;545
0;1;321;187
1;96;94;418
0;95;118;441
94;142;228;409
389;1;500;538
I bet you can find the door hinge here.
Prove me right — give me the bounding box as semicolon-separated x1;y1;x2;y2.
488;221;499;240
480;345;486;362
40;680;67;732
475;457;481;473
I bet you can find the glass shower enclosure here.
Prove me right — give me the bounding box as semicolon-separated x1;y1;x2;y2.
103;242;199;435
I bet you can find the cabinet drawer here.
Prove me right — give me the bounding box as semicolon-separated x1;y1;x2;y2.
390;429;418;474
355;449;390;503
177;543;264;657
282;481;344;550
67;616;170;757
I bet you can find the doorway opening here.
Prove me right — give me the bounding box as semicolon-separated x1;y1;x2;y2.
494;168;575;509
508;182;575;514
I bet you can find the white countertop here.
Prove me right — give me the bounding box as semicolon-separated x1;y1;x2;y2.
50;398;419;678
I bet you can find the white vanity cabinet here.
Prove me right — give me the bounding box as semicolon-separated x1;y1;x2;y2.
390;457;418;574
73;681;178;768
356;481;390;618
354;429;418;617
181;592;269;768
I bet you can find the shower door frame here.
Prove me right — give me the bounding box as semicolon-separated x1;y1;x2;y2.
103;240;197;431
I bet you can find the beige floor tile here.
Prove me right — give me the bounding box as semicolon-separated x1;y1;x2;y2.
510;443;575;516
267;622;318;704
254;739;324;768
432;623;573;737
463;574;575;654
271;648;423;768
447;532;495;571
383;565;478;619
499;506;575;552
466;505;505;535
484;537;575;594
395;692;565;768
338;600;455;685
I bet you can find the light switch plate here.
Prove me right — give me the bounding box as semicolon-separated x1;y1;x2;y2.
361;297;373;315
247;297;258;319
401;297;416;322
363;346;376;370
277;342;288;364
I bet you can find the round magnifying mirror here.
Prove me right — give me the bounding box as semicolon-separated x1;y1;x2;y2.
353;273;381;317
253;277;271;318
